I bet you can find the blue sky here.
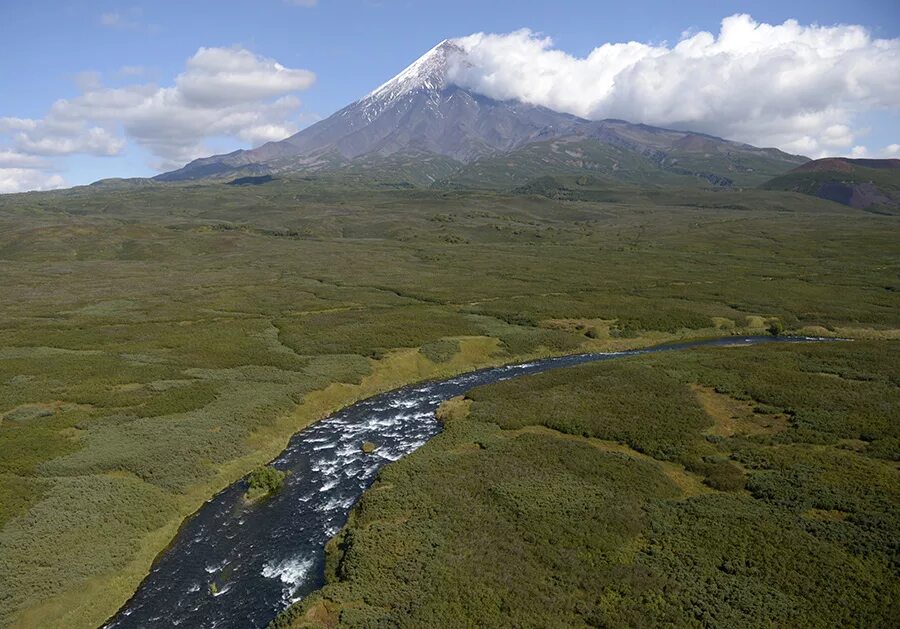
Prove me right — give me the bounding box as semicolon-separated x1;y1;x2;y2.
1;0;898;190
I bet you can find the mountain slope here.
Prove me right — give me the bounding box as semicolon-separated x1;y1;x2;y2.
156;40;806;187
441;124;805;189
762;158;900;210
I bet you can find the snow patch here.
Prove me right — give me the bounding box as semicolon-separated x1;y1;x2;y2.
361;40;467;116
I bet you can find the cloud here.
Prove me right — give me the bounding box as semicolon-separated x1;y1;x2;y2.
0;116;124;156
285;0;318;7
844;143;900;159
0;150;49;169
16;126;124;156
238;122;302;144
176;47;315;105
0;46;317;189
449;15;900;157
0;168;65;194
74;71;103;91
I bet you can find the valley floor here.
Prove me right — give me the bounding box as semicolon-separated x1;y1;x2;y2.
0;179;897;627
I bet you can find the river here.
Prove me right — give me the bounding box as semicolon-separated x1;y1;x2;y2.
103;336;828;628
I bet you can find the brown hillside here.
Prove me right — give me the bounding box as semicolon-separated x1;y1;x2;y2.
793;157;900;174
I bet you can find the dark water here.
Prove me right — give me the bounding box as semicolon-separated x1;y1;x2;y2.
103;336;829;629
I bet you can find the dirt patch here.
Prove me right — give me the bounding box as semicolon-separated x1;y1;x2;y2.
436;396;472;423
692;385;787;437
302;600;340;628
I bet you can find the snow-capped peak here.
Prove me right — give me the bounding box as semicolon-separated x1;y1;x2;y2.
363;39;467;106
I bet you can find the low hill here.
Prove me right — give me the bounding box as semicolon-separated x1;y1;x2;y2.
762;157;900;210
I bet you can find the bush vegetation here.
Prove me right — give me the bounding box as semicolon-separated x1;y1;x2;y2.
767;318;784;336
417;339;460;363
245;466;286;501
277;341;899;628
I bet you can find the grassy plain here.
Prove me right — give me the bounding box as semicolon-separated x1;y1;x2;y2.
0;177;898;627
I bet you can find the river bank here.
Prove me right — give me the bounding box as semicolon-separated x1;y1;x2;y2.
103;336;831;629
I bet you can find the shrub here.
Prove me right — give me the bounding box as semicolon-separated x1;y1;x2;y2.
699;460;746;492
418;339;460;363
245;466;285;501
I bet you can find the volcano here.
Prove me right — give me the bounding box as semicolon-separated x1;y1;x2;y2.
156;40;806;187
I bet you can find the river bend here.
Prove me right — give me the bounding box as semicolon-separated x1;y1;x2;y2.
104;336;827;628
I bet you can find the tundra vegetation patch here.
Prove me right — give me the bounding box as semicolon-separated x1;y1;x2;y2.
0;179;897;627
278;341;899;628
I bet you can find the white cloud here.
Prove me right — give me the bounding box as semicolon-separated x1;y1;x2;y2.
0;118;124;156
285;0;318;7
820;124;855;148
238;122;301;144
0;115;121;156
176;47;315;106
0;168;65;194
0;46;317;188
844;143;900;159
448;15;900;157
74;71;103;91
0;118;38;132
0;150;49;169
